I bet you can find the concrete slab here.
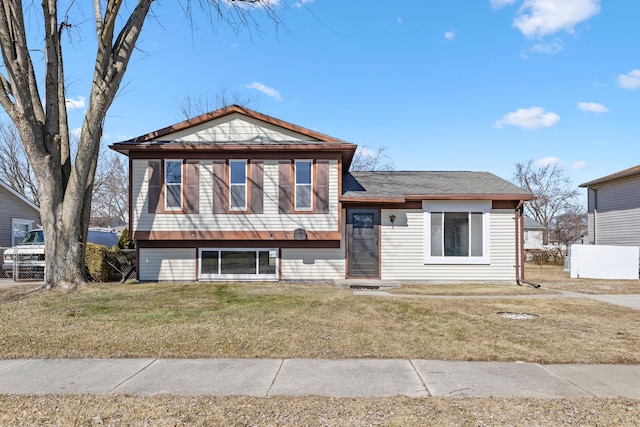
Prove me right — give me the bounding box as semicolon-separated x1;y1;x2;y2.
412;360;591;398
270;359;428;397
0;359;25;372
581;294;640;311
0;359;155;394
113;358;282;397
546;364;640;398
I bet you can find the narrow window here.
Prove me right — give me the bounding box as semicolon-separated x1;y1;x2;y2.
164;160;183;210
295;160;312;211
229;160;247;211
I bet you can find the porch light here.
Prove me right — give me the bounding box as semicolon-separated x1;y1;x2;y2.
389;214;396;224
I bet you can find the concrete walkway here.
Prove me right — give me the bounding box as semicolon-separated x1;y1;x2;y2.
1;358;639;399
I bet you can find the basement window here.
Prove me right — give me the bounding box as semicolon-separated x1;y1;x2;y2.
199;249;278;280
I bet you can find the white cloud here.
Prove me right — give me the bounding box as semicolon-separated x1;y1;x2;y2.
491;0;517;9
497;0;601;38
529;39;563;55
69;127;82;139
293;0;314;8
444;29;456;40
245;82;282;101
494;106;560;130
617;69;640;90
535;156;563;167
397;17;402;25
577;101;608;114
66;96;86;110
572;160;587;169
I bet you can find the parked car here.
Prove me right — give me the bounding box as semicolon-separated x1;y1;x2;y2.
2;228;119;279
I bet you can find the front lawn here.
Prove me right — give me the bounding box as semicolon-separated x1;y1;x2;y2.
1;281;639;363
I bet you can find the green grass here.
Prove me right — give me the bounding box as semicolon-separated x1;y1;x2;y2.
1;281;639;363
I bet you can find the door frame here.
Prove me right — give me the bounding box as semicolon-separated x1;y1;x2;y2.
346;208;381;279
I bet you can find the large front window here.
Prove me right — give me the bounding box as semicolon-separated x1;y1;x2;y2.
424;201;490;264
200;249;278;280
164;160;183;210
295;160;312;211
229;160;247;211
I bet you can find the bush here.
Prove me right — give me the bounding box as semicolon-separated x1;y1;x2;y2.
526;247;565;266
85;243;121;282
117;228;135;249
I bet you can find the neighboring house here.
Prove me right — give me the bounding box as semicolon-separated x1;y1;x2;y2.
110;105;534;283
0;181;40;248
580;164;640;246
523;216;544;250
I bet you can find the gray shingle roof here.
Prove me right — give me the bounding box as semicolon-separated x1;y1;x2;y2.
342;171;532;201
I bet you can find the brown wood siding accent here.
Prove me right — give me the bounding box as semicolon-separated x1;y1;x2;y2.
315;160;329;213
492;200;519;209
185;160;199;214
279;160;292;213
128;150;344;161
133;229;342;241
136;240;341;250
147;160;161;213
249;160;264;214
212;160;226;213
342;201;423;210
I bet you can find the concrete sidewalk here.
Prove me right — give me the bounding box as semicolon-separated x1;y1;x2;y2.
1;358;639;399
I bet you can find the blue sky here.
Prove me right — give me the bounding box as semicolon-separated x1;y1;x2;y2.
59;0;640;195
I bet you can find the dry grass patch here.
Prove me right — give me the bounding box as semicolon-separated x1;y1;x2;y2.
1;282;639;363
389;283;557;296
526;264;640;294
1;395;639;426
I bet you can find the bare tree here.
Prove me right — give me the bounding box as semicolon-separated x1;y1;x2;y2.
177;83;259;120
513;160;581;244
0;1;282;290
90;151;128;227
550;209;587;250
0;122;38;205
350;145;394;171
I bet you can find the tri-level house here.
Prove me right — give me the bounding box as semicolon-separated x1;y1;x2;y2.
110;106;534;283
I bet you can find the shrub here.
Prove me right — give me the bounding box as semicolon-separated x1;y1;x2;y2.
85;243;121;282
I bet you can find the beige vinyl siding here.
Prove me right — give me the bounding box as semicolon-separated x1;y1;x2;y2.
589;175;640;246
586;188;596;244
131;159;340;233
0;186;39;247
379;209;516;283
138;248;196;281
153;114;315;143
281;244;345;281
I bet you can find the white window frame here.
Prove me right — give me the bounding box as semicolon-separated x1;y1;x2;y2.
294;160;313;211
423;201;491;265
11;218;34;246
229;160;248;211
198;248;279;281
164;159;183;211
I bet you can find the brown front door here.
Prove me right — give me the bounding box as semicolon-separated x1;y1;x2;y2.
347;209;380;278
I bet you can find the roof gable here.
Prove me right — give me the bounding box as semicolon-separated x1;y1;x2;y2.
579;164;640;188
118;105;346;145
0;181;40;212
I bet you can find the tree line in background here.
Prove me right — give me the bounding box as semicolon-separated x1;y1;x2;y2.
512;160;587;250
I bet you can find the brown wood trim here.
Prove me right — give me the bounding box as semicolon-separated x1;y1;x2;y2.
250;160;264;214
136;240;341;249
492;200;519;209
129;158;133;232
132;230;342;241
279;160;292;213
343;201;423;210
127;150;345;161
404;194;535;201
316;160;329;213
147;160;161;213
212;160;226;213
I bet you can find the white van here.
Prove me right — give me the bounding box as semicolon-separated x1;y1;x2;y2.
2;228;119;279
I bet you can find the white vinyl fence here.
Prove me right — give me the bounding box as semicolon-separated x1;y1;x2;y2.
570;244;639;280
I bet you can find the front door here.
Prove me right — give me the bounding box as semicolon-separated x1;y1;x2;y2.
347;209;380;278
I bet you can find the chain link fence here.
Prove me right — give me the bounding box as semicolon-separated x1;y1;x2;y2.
2;246;46;281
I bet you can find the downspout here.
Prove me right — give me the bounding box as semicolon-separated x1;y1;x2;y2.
515;200;540;288
593;188;598;245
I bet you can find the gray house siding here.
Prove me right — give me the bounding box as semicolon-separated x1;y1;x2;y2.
585;174;640;246
0;184;40;248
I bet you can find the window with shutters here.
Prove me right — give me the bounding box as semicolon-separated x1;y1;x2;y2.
229;160;247;211
294;160;313;211
164;160;183;211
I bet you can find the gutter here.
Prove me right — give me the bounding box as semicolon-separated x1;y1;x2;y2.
514;200;540;288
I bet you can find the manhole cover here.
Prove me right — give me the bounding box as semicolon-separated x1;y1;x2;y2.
497;312;538;320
